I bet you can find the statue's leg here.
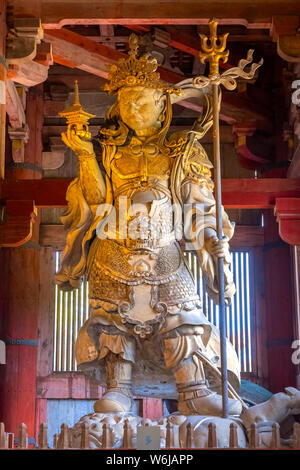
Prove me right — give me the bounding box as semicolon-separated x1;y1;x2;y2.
94;331;135;413
163;327;242;416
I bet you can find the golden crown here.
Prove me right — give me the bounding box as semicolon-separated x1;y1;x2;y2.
104;34;181;96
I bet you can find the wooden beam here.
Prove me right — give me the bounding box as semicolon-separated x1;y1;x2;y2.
44;28;119;77
7;61;49;87
33;1;300;28
45;28;185;83
222;178;300;208
39;224;265;251
0;178;70;207
1;178;300;209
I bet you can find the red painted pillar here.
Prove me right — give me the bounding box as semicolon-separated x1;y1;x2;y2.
263;209;297;393
0;79;43;437
0;246;40;438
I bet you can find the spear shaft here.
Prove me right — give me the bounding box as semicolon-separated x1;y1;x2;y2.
195;19;263;419
199;20;230;419
212;82;229;419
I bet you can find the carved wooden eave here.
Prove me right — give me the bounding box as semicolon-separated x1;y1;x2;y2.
275;197;300;245
232;123;273;170
271;15;300;63
277;36;300;63
42;136;66;170
0;199;37;247
6;18;43;64
6;18;52;87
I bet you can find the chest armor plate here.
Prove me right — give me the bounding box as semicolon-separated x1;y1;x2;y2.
111;144;173;181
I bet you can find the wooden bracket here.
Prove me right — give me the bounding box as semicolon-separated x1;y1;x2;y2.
6;18;50;86
6;18;43;65
275;197;300;245
271;16;300;62
0;199;37;247
42;136;66;170
232;123;272;169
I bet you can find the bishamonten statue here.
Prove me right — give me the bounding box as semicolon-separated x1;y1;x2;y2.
56;33;242;416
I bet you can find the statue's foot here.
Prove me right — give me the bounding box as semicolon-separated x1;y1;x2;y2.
94;388;134;413
178;389;242;417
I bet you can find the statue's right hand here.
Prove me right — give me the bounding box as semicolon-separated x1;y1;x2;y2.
61;127;94;157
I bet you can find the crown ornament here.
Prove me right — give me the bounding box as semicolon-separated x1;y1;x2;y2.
104;34;181;96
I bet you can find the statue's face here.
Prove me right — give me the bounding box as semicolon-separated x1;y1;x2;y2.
118;86;165;131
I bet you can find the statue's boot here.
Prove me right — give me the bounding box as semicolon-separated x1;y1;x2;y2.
94;352;134;413
175;356;242;416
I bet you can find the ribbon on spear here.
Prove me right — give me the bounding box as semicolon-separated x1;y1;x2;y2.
190;19;263;418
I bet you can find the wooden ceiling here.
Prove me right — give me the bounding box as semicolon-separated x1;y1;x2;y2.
6;2;300;173
40;21;283;172
7;0;300;25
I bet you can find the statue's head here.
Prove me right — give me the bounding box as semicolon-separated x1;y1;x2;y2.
101;34;181;137
117;86;166;131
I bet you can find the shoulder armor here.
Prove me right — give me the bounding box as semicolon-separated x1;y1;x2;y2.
166;130;188;158
188;138;213;170
167;130;213;169
167;131;214;190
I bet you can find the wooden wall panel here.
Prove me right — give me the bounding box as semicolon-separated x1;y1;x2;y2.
37;247;55;377
263;210;297;393
251;247;269;389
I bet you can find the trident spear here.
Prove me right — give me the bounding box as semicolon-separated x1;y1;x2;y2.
191;19;263;418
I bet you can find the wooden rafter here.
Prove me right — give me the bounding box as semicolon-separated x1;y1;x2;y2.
44;28;185;83
44;28;271;126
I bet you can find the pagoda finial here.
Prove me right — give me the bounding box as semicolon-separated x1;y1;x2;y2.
59;80;95;140
74;80;80;105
